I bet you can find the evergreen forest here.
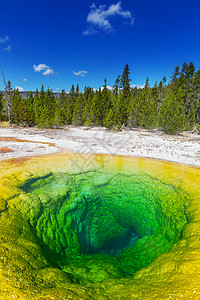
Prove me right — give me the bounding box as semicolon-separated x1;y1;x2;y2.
0;62;200;134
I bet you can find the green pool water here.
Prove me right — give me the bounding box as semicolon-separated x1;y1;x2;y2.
1;153;198;299
15;161;188;284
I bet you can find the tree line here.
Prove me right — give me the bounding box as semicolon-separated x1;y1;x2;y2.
0;62;200;134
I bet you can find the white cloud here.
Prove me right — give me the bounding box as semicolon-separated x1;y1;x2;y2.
33;63;55;76
107;85;113;91
131;84;145;89
83;28;97;36
100;85;113;91
0;36;10;52
42;68;54;76
33;64;48;72
4;45;11;52
98;84;144;91
15;86;24;92
0;36;9;43
83;2;134;35
55;88;60;91
73;70;88;77
22;78;28;82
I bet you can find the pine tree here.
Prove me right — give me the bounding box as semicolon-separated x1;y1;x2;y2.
158;87;185;134
88;95;96;125
75;84;80;97
64;84;77;124
158;80;164;111
121;64;131;98
11;89;21;124
104;108;114;129
0;65;12;125
42;88;56;128
3;61;199;134
33;89;39;125
193;69;200;122
27;91;36;126
162;76;167;86
170;66;180;86
101;78;112;125
82;87;95;126
72;93;85;125
128;92;140;128
103;78;115;128
116;92;130;126
113;75;121;95
117;65;132;126
20;97;30;126
54;89;66;127
83;95;94;126
6;80;13;125
185;104;195;130
93;88;103;125
117;121;122;131
133;77;157;129
179;62;195;116
0;92;3;121
35;85;45;126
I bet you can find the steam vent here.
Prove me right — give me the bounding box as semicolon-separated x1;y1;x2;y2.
0;152;200;299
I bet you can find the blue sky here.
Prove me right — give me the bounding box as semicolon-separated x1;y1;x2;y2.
0;0;200;92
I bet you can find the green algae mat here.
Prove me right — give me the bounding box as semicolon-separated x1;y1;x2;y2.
0;152;200;299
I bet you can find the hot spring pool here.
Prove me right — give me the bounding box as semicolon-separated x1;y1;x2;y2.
0;153;200;299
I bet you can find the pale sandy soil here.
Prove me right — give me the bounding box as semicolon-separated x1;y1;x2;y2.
0;126;200;166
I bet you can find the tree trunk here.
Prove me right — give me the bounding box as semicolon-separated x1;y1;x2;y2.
0;64;11;126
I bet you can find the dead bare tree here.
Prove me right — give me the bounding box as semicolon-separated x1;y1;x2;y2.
0;64;11;126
